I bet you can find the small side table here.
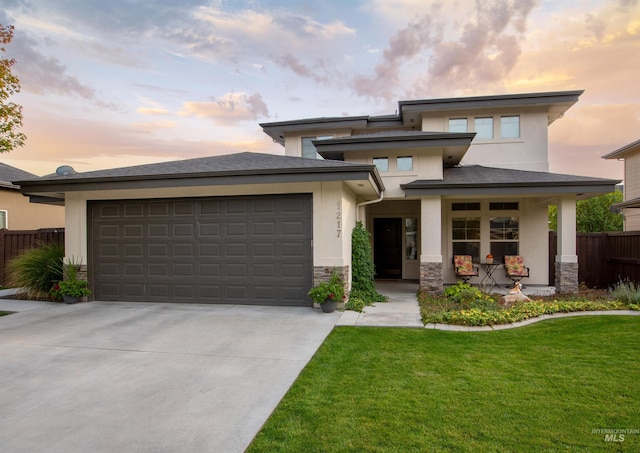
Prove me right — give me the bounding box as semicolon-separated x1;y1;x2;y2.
480;262;501;292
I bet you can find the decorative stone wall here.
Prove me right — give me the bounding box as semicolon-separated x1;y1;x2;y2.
420;262;443;294
555;261;578;294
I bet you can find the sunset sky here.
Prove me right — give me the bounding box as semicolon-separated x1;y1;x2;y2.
2;0;638;181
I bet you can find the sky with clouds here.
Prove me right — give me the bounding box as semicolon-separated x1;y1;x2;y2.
1;0;638;180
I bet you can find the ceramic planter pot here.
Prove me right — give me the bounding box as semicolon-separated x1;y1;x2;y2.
63;295;80;304
321;299;337;313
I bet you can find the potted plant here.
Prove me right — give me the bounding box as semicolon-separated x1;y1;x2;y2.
308;272;345;313
50;258;91;304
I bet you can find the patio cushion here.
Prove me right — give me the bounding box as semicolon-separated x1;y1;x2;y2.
454;255;476;275
504;255;528;276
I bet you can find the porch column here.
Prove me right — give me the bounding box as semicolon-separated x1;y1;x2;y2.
555;194;578;293
420;196;443;293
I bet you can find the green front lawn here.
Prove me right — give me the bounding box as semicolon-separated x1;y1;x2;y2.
248;317;640;452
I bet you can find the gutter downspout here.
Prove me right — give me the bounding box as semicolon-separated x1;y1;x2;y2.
356;190;384;222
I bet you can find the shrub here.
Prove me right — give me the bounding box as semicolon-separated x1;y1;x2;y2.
350;221;387;304
443;281;493;307
610;279;640;304
6;242;64;300
345;297;366;312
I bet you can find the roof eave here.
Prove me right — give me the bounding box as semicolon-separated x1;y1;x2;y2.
19;165;385;195
602;138;640;159
401;181;619;197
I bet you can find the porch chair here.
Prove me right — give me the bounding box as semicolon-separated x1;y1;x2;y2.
504;255;530;284
453;255;479;282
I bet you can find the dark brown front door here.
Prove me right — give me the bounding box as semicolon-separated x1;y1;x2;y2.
374;218;402;279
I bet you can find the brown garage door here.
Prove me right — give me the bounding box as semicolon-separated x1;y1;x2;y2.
89;194;313;306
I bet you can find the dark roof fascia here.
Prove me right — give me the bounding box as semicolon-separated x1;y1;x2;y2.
398;90;584;114
602;138;640;159
18;166;385;195
0;182;20;190
314;132;475;159
402;184;618;197
260;116;370;144
611;196;640;209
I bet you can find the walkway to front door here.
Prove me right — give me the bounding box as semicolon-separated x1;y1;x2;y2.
337;280;423;327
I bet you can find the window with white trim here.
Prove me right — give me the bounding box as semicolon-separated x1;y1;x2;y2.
0;210;7;229
397;156;413;171
489;216;519;262
501;116;520;138
474;117;494;139
449;118;468;133
452;217;480;262
373;157;389;172
451;202;520;264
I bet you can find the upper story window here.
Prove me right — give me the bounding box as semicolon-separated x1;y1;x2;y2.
474;117;494;139
500;116;520;138
397;156;413;171
373;157;389;172
301;136;332;159
449;118;468;133
0;210;7;229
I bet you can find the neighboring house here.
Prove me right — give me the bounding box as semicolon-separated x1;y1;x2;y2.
0;162;64;230
16;91;619;306
603;138;640;231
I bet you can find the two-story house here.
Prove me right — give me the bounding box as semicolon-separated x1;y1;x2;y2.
16;91;618;306
603;138;640;231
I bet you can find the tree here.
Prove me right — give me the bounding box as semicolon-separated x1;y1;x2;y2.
548;190;623;232
0;24;26;153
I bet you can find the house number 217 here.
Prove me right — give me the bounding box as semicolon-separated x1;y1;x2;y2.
336;200;342;238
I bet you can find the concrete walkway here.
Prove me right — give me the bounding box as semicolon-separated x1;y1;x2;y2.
337;280;423;327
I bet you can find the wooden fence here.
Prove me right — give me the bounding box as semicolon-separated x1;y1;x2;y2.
0;228;65;286
549;231;640;288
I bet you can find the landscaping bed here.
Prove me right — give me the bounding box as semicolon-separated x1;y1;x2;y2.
420;281;640;326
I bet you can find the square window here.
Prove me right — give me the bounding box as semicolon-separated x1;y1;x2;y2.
501;116;520;138
449;118;468;133
474;117;493;139
373;157;389;172
302;136;331;159
397;156;413;171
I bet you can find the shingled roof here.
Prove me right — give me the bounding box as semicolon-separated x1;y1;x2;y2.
16;152;385;196
401;165;620;197
0;162;38;190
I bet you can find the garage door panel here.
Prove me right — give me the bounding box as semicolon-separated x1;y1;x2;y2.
124;204;144;217
91;194;312;306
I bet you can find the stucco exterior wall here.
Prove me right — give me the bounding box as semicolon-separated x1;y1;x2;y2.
421;108;549;172
0;188;64;230
344;149;443;199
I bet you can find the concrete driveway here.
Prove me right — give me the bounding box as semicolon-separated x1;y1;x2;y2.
0;301;339;452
